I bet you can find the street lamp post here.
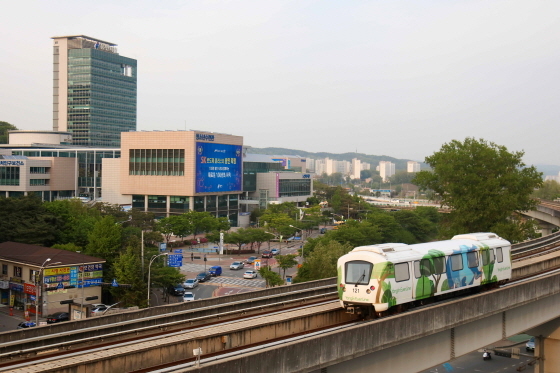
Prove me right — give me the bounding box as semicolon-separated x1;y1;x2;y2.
147;253;169;308
289;225;305;263
35;259;61;326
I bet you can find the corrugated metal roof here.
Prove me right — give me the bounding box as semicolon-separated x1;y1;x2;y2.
0;242;105;267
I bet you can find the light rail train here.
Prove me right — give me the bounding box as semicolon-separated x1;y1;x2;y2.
337;232;512;317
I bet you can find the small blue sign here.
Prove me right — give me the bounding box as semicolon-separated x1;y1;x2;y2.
57;282;64;290
30;295;36;301
160;243;167;251
112;279;119;287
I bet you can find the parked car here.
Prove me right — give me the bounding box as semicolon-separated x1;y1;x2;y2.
196;272;211;282
230;261;244;270
183;278;199;289
271;249;279;256
168;284;185;296
209;266;222;276
320;228;327;234
246;256;257;264
17;321;36;329
526;337;535;351
90;304;109;315
243;270;258;279
46;312;70;324
183;292;195;302
262;251;273;258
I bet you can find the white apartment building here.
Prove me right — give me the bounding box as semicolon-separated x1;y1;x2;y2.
379;161;395;182
407;161;421;173
351;158;361;179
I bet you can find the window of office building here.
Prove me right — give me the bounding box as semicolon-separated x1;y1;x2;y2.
218;195;228;211
194;196;205;212
132;195;145;209
229;194;238;209
279;179;311;197
170;196;189;214
30;179;48;186
129;149;185;176
30;167;48;174
2;264;7;275
206;195;217;211
0;167;20;186
147;195;166;212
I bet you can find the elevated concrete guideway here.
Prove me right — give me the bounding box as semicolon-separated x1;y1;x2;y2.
191;272;560;373
523;200;560;235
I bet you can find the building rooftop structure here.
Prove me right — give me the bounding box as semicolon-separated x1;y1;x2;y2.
0;242;104;267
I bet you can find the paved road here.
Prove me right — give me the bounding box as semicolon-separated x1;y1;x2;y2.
420;335;535;373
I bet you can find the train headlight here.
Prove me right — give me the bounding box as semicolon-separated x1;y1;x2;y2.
370;286;375;291
366;289;371;294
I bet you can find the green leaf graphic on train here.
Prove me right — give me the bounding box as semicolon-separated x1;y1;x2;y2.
372;261;396;304
415;249;445;299
380;281;397;307
479;245;497;284
337;265;344;299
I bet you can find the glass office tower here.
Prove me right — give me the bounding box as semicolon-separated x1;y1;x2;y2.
52;35;137;147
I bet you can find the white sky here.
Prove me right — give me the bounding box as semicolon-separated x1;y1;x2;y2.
1;1;559;166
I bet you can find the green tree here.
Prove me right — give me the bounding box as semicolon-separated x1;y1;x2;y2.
275;254;298;279
295;240;352;282
0;121;17;144
258;266;284;287
413;138;543;241
45;199;101;249
533;180;560;201
0;195;62;246
111;246;146;307
86;216;123;269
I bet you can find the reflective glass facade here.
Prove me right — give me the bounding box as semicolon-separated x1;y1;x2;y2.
67;48;137;147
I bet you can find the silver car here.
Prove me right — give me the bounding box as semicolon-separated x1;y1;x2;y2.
183;278;199;289
230;261;244;270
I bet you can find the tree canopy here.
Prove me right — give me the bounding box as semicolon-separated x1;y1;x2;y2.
413;137;543;241
0;121;17;144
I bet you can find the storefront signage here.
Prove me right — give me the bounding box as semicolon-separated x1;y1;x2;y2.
196;142;242;193
0;160;24;166
24;283;36;295
196;133;215;141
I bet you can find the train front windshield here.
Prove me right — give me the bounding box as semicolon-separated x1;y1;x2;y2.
345;261;373;285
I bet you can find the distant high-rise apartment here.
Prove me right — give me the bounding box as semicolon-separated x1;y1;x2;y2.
52;35;137;147
407;161;421;173
379;161;395;182
351;158;361;179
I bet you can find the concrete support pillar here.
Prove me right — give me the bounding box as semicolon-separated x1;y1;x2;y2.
526;317;560;372
539;222;556;236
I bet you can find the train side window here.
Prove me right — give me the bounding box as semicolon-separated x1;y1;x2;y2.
495;247;504;263
450;254;463;271
394;262;410;282
414;260;421;278
420;256;445;276
482;249;495;266
433;256;446;274
467;252;479;268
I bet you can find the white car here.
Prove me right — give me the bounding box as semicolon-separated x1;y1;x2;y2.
183;278;199;289
90;304;108;315
183;292;195;302
243;270;257;279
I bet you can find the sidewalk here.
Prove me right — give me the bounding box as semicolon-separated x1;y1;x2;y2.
0;304;46;323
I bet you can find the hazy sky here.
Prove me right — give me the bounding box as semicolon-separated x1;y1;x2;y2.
1;1;559;166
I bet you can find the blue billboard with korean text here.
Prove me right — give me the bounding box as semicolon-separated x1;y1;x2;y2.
196;142;242;193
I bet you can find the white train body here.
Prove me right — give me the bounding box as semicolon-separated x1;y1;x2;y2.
337;233;512;313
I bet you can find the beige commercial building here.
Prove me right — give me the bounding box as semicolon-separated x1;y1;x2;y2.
103;130;244;224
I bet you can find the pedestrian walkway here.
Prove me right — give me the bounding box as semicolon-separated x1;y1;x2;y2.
206;276;266;288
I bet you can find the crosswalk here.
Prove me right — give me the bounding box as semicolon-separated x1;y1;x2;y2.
180;263;266;288
205;276;266;288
